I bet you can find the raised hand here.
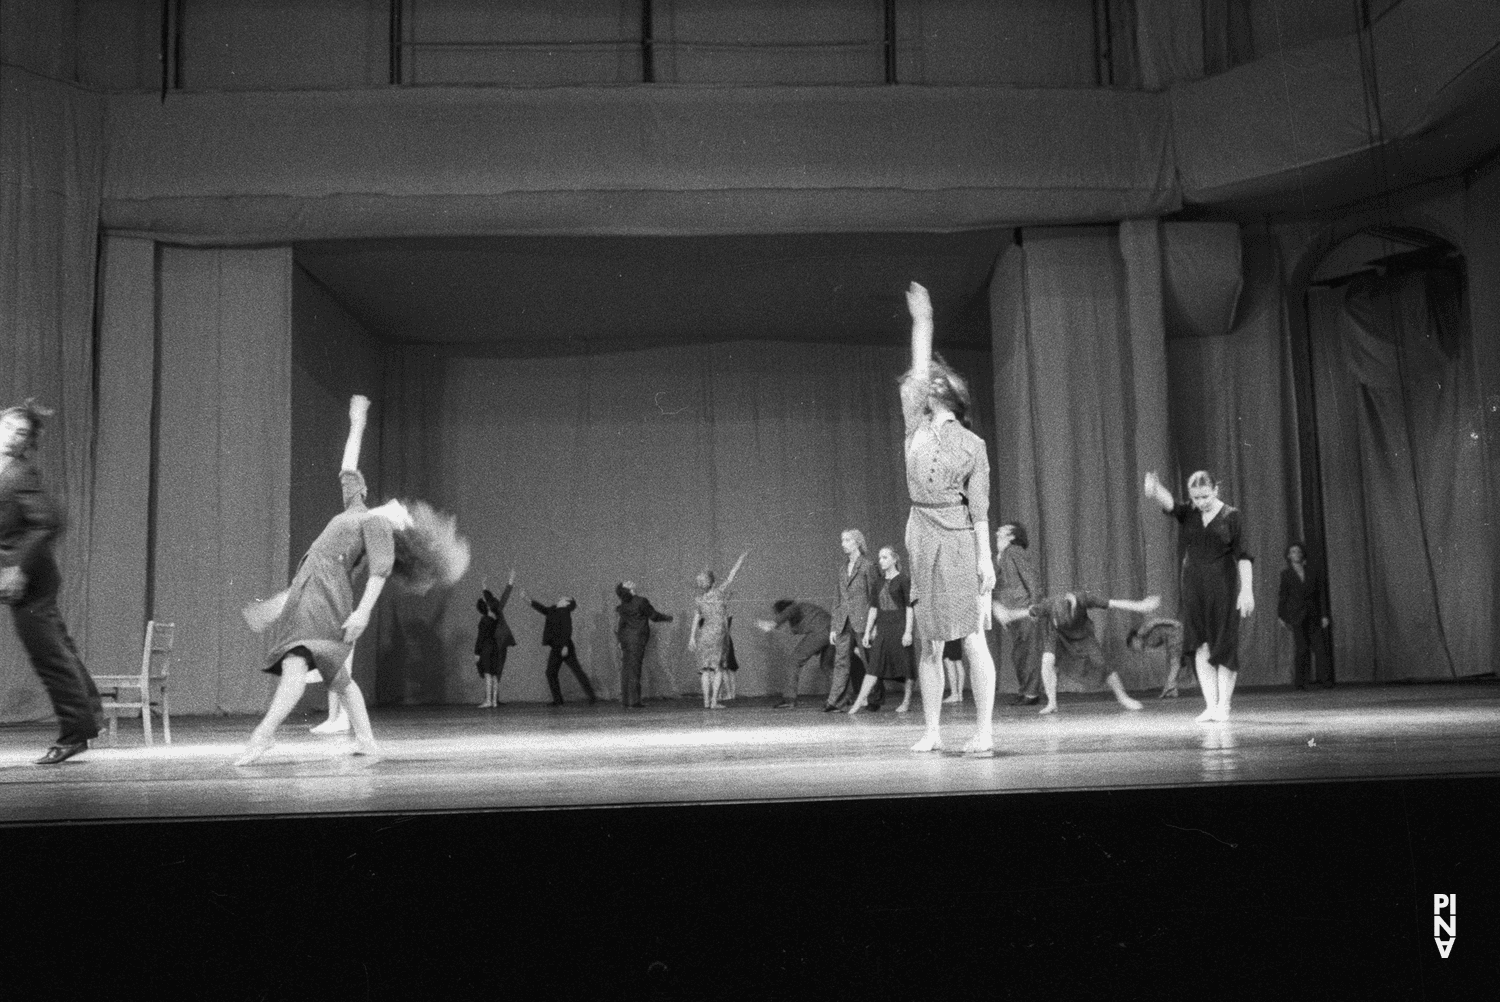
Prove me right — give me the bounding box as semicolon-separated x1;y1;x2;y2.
905;282;932;322
349;395;371;422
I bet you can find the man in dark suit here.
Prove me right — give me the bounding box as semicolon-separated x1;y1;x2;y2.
524;588;597;705
1278;542;1331;688
0;401;102;765
829;529;880;711
758;599;835;709
615;580;673;708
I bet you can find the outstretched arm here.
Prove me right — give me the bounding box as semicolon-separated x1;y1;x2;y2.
724;550;750;589
907;282;933;380
341;395;371;473
1142;471;1175;512
1107;595;1162;615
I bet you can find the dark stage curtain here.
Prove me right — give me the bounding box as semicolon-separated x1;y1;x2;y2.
1308;266;1494;680
368;339;994;705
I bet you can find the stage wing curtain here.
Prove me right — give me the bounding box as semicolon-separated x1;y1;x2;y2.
369;339;992;705
1164;234;1298;687
1307;267;1493;680
990;228;1162;692
0;66;104;723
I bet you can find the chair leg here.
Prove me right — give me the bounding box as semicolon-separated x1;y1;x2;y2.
160;687;171;745
107;712;118;746
142;687;153;747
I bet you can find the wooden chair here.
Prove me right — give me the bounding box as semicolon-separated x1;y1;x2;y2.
97;621;175;745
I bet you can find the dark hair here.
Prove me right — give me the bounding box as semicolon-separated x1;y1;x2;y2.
476;598;488;615
772;599;794;614
928;354;972;428
390;501;471;594
1187;470;1217;491
1285;541;1306;564
1002;522;1029;549
699;569;716;587
615;582;632;601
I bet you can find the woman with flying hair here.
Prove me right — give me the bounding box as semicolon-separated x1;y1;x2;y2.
237;407;470;765
900;282;998;755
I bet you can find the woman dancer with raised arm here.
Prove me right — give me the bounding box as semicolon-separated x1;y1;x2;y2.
237;400;469;765
688;550;748;710
1143;470;1254;722
901;282;997;755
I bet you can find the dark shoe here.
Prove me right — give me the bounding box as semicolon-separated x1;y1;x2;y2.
36;740;88;765
549;700;564;707
626;702;644;708
822;704;839;713
773;701;795;709
867;705;881;713
1011;694;1039;706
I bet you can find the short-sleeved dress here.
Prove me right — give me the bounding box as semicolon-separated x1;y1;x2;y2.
1170;502;1251;670
693;586;730;672
901;373;991;642
1033;591;1111;686
867;572;916;681
258;503;395;684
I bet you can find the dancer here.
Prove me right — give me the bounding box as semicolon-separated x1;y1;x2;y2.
1126;616;1187;698
523;590;597;705
0;400;103;765
851;545;916;714
688;551;748;710
475;570;517;707
1143;470;1254;722
757;599;836;708
941;640;965;705
1027;592;1160;714
721;616;740;701
901;282;997;755
237;425;470;764
310;394;376;735
615;580;673;708
829;529;879;711
1278;542;1329;689
994;521;1042;705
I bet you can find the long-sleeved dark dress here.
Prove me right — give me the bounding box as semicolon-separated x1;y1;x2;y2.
1168;502;1252;671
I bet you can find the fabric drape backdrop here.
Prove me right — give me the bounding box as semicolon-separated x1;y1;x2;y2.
367;339;993;705
1307;267;1493;680
0;65;104;723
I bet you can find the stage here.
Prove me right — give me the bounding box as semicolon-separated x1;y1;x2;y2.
4;682;1498;824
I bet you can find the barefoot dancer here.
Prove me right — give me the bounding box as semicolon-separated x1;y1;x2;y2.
1024;592;1160;714
237;399;469;765
901;282;997;755
688;551;748;710
311;395;373;735
1143;470;1254;722
850;545;915;715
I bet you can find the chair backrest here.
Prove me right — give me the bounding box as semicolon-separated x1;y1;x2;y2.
144;621;175;679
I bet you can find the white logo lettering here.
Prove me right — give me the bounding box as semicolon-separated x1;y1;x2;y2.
1433;894;1456;958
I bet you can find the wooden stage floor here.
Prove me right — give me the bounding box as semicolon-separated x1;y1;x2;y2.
4;681;1498;824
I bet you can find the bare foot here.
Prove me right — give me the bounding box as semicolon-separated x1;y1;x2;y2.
234;739;273;766
895;702;912;714
911;733;944;753
1038;703;1058;715
1119;696;1144;711
1195;708;1217;723
1209;707;1230;722
847;702;866;716
942;696;962;705
352;740;381;759
477;700;492;708
310;717;350;735
962;736;994;757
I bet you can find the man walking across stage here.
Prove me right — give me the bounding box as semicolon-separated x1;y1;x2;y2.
0;401;103;765
615;580;673;707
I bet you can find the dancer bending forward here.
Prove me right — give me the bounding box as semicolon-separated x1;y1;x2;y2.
901;282;997;755
1143;470;1254;722
1020;592;1160;714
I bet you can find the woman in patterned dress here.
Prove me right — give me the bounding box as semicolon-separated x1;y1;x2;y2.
901;282;998;755
1143;469;1254;722
688;550;748;709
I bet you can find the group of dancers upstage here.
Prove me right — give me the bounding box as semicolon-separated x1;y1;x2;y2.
2;283;1325;766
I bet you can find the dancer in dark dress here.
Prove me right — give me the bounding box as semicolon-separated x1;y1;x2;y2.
238;407;470;764
902;282;997;755
524;590;597;705
1028;591;1159;713
994;522;1042;705
0;400;103;765
475;570;517;707
851;545;916;714
758;599;835;709
615;580;673;707
1278;542;1329;688
1126;616;1188;698
1144;470;1255;722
